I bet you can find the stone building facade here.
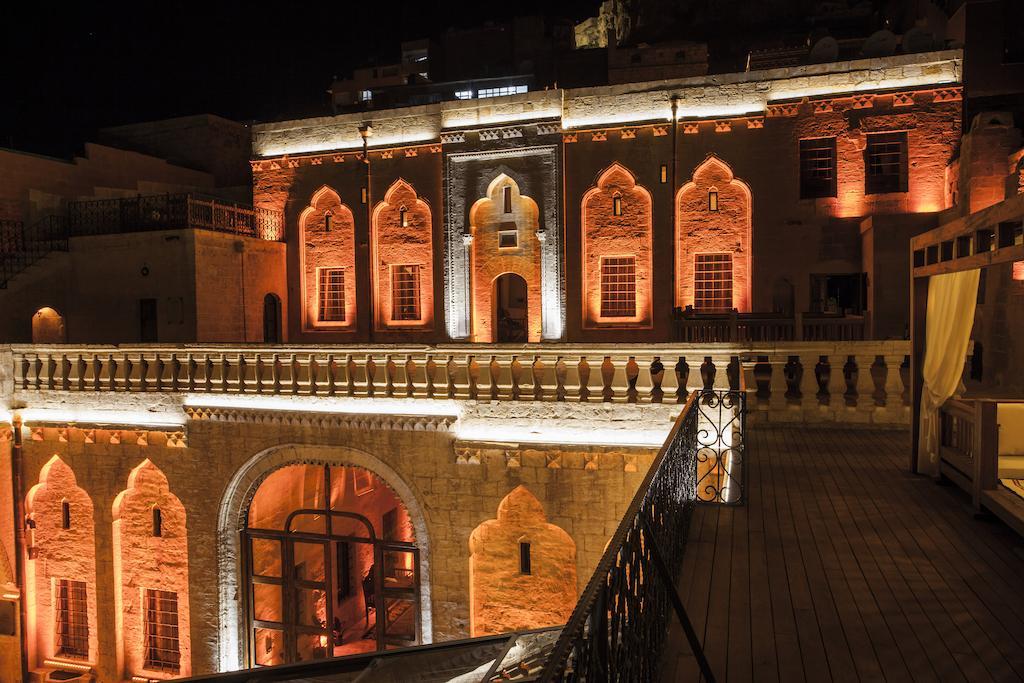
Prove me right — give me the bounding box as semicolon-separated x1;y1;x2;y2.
253;50;964;343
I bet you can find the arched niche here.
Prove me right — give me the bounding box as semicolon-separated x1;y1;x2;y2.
215;444;432;670
25;456;98;665
581;163;654;327
32;307;66;343
469;174;542;342
468;485;577;637
112;460;191;678
299;186;356;330
676;155;752;312
371;179;433;330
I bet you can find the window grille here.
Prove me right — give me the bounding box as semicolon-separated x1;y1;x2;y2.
799;138;837;198
600;256;637;318
317;268;346;322
694;254;733;312
391;265;420;321
55;579;88;659
144;589;180;673
865;131;908;194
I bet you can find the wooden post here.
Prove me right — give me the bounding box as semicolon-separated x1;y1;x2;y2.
910;276;929;472
973;401;998;510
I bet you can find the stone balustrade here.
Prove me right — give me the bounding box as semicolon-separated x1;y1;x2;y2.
4;341;911;425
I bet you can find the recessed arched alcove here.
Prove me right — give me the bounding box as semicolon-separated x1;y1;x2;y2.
216;444;432;669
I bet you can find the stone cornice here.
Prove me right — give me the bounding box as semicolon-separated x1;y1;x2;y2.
184;405;454;432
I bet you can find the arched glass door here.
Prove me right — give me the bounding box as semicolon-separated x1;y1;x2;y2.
243;464;420;666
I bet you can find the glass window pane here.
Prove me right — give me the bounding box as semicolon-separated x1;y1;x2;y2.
292;542;326;583
290;512;326;535
252;583;282;623
294;587;328;628
295;633;330;662
253;628;285;667
251;538;281;578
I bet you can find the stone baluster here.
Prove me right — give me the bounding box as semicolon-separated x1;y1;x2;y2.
741;361;761;414
534;355;558;401
673;356;690;401
426;355;449;399
605;356;629;402
366;354;383;397
827;353;848;417
768;353;789;414
407;355;427;398
633;356;655;403
75;354;87;392
799;353;821;417
449;355;472;400
561;356;582;401
388;355;408;398
582;356;604;402
882;354;905;420
854;354;877;421
348;355;368;396
513;355;534;401
307;355;321;395
490;355;514;401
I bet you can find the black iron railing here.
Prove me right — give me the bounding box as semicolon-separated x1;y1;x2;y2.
538;388;746;682
1;216;69;288
67;194;284;241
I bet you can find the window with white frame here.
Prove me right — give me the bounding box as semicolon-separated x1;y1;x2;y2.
694;254;733;311
477;84;528;98
600;256;637;318
317;268;346;322
391;265;421;321
454;90;474;100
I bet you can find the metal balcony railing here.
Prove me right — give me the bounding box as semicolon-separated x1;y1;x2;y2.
0;216;69;288
67;193;284;241
537;388;744;681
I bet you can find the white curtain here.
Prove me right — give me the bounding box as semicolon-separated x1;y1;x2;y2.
918;268;981;474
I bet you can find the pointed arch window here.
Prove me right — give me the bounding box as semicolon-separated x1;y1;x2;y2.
323;211;332;232
708;189;719;212
399;206;408;227
503;185;513;213
153;507;163;537
61;500;71;529
612;194;623;216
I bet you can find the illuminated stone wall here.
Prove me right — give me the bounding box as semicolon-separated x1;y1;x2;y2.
25;456;99;667
581;163;653;328
14;413;656;679
372;180;434;331
469;175;542;342
112;460;191;679
300;187;357;331
675;156;752;312
469;486;577;636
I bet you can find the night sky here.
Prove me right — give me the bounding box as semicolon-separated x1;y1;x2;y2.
3;0;597;159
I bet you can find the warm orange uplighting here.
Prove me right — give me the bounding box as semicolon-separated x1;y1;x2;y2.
1013;261;1024;281
299;186;357;331
581;163;653;328
469;175;543;342
676;155;751;312
371;179;434;330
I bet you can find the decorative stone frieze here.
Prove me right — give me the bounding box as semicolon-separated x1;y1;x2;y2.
852;94;875;109
812;100;833;114
536;123;561;135
714;121;732;133
652;126;668;136
562;132;578;143
767;102;799;117
683;122;699;134
440;132;466;144
933;87;962;103
746;117;764;129
591;131;607;142
183;405;455;432
620;129;636;140
893;92;915;107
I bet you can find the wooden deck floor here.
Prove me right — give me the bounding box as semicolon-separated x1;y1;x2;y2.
661;426;1024;683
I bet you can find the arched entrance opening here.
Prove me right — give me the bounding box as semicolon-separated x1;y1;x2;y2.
263;293;282;343
243;463;420;666
32;306;66;343
493;273;528;342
